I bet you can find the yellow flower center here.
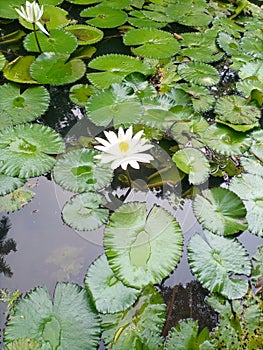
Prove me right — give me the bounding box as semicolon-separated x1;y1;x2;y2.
119;141;129;153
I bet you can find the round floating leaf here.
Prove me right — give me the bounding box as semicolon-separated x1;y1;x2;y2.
202;124;251;156
215;95;260;130
217;32;241;56
0;0;25;19
104;202;183;289
239;60;263;81
62;192;109;231
230;173;263;236
68;0;130;7
5;338;43;350
101;285;165;349
128;10;167;29
123;28;179;59
241;36;263;59
0;188;34;212
4;283;100;349
172;148;210;185
178;62;219;86
240;156;263;176
193;188;247;236
236;79;263;98
65;25;103;45
81;5;127;28
3;56;38;84
0;173;25;196
166;3;212;27
86;84;143;127
251;247;263;285
179;83;215;112
69;84;98;106
23;29;78;54
188;231;251;299
85;254;140;313
30;53;86;85
0;84;49;125
87;54;151;89
0;124;65;178
53;148;113;192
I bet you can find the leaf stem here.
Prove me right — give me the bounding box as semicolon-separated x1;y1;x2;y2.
33;23;42;53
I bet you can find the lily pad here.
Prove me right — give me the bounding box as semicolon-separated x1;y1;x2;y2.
23;29;78;54
0;173;25;196
104;202;183;289
85;254;140;313
6;338;43;350
172;148;210;185
0;0;25;19
193;187;247;236
128;10;167;29
0;53;6;71
86;84;143;127
62;192;109;231
0;124;65;178
239;59;263;81
178;62;219;86
236;79;263;98
65;25;103;45
230;173;263;236
87;54;151;89
3;56;38;84
53;148;113;192
202;124;251;156
30;53;86;85
81;5;127;28
188;231;251;299
179;83;215;112
68;0;130;7
215;95;260;130
0;188;34;212
101;285;165;349
123;28;179;59
0;84;50;125
4;283;100;349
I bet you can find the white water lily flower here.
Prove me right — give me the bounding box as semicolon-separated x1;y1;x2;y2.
15;1;49;36
94;126;154;170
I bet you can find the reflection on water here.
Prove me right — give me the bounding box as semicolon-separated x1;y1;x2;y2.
0;216;16;278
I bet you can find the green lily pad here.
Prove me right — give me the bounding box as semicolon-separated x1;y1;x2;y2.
69;84;98;106
65;25;103;45
85;254;140;313
30;53;86;85
68;0;130;7
104;202;183;289
178;62;219;86
0;84;50;125
3;56;38;84
128;10;167;29
230;173;263;236
81;5;127;28
0;124;65;178
193;187;247;236
86;84;143;127
215;95;261;130
0;0;25;19
53;148;113;192
217;32;242;56
188;231;251;299
0;173;25;196
0;188;34;213
251;247;263;285
39;0;63;4
101;285;165;349
23;29;78;54
172;148;210;185
123;28;179;59
240;156;263;176
236;79;263;98
62;192;109;231
241;35;263;60
87;54;151;89
5;338;43;350
239;59;263;81
202;124;251;156
4;283;100;349
179;83;215;112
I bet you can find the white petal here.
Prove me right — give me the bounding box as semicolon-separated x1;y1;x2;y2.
118;127;125;141
133;129;144;140
36;21;49;36
95;137;112;148
94;145;108;152
128;160;140;169
104;130;119;144
125;126;133;140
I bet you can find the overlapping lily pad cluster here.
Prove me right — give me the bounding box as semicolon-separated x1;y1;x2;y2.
0;0;263;349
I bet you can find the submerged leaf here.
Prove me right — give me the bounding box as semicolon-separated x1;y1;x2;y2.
0;188;34;212
3;56;38;84
85;254;140;313
188;231;251;299
6;338;43;350
193;187;247;236
53;148;113;192
101;285;165;349
65;24;103;45
172;148;210;185
62;192;109;231
4;283;100;349
104;202;183;289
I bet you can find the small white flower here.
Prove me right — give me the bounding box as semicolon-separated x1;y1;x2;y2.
15;1;49;36
94;126;154;170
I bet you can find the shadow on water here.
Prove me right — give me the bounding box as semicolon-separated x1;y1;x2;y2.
0;216;16;278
